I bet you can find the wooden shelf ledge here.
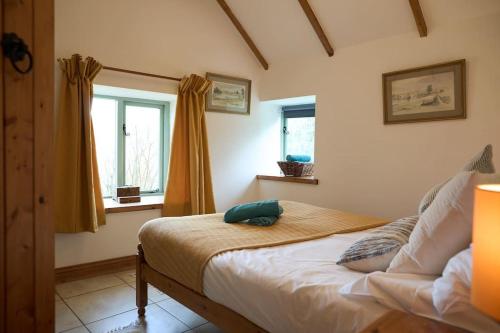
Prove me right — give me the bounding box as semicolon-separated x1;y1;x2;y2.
256;175;319;185
104;195;164;214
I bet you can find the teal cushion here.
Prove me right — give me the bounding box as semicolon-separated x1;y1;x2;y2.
224;200;283;223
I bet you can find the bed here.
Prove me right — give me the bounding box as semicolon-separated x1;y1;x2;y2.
136;201;498;333
136;230;387;333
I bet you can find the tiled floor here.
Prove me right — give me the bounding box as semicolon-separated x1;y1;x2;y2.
55;270;223;333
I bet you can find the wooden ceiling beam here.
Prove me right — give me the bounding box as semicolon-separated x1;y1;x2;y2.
216;0;269;70
297;0;334;57
408;0;428;37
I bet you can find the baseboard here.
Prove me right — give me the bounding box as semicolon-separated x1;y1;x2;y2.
55;255;136;284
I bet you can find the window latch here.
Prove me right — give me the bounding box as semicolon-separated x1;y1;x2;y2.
283;126;289;135
122;124;130;136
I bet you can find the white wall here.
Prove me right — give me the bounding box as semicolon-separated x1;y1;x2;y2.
54;0;274;267
55;210;161;267
257;13;500;220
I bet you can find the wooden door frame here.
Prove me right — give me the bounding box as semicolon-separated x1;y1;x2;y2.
1;0;55;332
0;0;4;329
33;0;55;331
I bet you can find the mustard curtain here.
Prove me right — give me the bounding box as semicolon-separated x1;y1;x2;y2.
55;54;106;233
163;74;216;216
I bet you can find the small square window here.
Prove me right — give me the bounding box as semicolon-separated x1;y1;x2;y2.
282;104;316;161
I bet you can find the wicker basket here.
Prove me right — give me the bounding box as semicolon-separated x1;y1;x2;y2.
277;161;314;177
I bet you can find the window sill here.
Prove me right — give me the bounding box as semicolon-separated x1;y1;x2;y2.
256;175;319;185
104;195;164;214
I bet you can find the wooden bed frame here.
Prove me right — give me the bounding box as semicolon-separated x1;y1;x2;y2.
136;247;468;333
136;244;267;333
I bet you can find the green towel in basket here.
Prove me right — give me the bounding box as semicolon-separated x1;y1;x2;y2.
286;154;311;162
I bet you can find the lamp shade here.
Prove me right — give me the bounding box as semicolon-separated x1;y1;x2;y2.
471;184;500;320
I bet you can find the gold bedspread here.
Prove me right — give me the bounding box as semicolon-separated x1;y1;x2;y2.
138;201;387;294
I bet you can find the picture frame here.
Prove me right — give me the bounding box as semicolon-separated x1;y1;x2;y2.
205;72;251;115
382;59;466;124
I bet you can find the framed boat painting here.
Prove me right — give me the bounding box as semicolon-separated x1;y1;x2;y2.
206;72;251;115
383;59;466;124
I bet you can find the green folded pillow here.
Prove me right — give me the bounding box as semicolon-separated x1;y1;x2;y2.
224;200;283;224
246;216;279;226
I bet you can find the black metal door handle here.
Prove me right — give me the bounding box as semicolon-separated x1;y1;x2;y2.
1;33;33;74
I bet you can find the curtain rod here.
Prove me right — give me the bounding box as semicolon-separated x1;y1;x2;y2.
102;65;182;82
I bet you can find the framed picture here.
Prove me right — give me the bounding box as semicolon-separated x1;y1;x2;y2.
206;72;251;115
383;59;466;124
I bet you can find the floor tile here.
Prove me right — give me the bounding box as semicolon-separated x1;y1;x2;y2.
55;293;62;302
192;322;223;333
56;274;125;299
147;285;171;303
115;269;136;283
55;300;82;332
85;304;189;333
156;299;207;328
126;281;171;303
61;326;89;333
64;285;136;324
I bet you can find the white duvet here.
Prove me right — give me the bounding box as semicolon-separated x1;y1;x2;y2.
203;228;499;333
340;271;499;333
204;229;388;333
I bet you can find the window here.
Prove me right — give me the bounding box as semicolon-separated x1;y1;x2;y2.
282;104;315;161
92;95;170;197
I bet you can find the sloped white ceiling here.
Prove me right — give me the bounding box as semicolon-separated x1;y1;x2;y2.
223;0;500;64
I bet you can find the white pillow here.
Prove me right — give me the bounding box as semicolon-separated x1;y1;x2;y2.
417;144;495;214
388;171;500;275
432;247;472;315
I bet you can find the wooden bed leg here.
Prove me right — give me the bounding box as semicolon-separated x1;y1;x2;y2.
136;244;148;317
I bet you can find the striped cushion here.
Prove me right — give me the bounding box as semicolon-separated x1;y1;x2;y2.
462;144;495;173
418;144;495;214
336;216;419;273
418;181;446;214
